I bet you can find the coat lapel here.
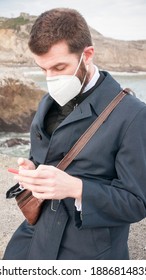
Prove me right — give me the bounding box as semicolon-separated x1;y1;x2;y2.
89;72;122;116
37;93;94;132
57;101;93;129
38;94;53;130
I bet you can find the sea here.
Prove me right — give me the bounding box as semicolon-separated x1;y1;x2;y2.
0;67;146;157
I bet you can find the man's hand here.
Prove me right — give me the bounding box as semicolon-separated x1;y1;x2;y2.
14;164;83;201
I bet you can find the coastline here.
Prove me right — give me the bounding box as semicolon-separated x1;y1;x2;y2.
0;153;146;260
1;65;146;75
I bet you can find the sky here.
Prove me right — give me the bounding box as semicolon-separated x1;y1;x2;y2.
0;0;146;40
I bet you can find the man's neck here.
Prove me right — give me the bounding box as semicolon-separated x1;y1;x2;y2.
83;65;100;93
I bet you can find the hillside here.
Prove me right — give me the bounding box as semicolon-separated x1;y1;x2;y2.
0;13;146;72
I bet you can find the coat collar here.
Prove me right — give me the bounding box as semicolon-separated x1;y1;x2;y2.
88;71;122;116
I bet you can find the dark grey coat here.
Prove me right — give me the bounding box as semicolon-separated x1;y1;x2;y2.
3;71;146;260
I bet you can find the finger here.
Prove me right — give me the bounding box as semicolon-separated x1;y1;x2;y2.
15;173;56;188
18;169;40;177
37;164;57;172
19;182;54;194
32;191;53;199
18;158;29;170
19;167;55;179
18;157;35;170
17;157;25;166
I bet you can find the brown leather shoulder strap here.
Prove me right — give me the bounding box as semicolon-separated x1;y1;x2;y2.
57;89;129;171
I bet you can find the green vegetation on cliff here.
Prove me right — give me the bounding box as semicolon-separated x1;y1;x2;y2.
0;16;30;30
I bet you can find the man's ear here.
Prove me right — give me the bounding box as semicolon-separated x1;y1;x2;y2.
83;46;94;64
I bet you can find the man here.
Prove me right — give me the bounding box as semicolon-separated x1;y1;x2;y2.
3;8;146;260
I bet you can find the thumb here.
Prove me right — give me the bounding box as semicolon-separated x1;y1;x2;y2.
17;157;36;170
17;157;29;169
17;157;25;166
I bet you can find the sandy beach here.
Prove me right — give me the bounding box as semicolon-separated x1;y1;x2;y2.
0;153;146;260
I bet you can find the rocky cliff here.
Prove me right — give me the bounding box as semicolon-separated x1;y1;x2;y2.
0;28;32;65
0;14;146;72
0;78;45;132
91;27;146;72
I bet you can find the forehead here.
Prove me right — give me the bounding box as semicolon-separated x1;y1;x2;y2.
32;41;78;69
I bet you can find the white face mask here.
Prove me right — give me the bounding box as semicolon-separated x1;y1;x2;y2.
46;53;88;106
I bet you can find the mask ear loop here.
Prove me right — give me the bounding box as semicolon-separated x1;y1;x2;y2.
80;65;88;91
74;53;89;90
74;52;84;76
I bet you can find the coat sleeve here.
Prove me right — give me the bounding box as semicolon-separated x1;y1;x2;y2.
76;106;146;229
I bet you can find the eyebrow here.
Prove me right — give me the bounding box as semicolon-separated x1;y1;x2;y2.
34;61;68;71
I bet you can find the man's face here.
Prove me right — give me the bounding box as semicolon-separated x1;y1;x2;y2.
32;40;90;87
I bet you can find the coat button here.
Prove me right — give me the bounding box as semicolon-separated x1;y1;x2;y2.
36;131;42;140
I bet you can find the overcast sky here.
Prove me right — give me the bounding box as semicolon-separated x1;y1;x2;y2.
0;0;146;40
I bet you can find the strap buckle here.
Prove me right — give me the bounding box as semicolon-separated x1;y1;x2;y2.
51;199;60;211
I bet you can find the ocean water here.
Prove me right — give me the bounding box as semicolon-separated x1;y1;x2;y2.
0;132;30;157
0;68;146;157
112;72;146;103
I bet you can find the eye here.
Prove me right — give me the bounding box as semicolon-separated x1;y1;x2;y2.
55;64;66;71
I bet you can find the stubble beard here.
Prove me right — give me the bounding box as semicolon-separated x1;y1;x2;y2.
77;60;90;95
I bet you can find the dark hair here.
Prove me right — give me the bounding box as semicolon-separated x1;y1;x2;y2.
28;8;92;55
